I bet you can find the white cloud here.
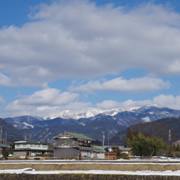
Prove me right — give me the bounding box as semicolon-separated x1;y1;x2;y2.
19;88;79;106
0;73;14;86
96;95;180;110
5;88;82;117
70;77;170;93
96;100;124;110
0;1;180;86
96;99;151;110
152;94;180;109
4;88;180;117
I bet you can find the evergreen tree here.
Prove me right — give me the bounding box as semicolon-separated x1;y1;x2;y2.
126;132;166;156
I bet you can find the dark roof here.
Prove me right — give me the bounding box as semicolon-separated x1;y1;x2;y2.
13;149;53;152
78;145;106;152
54;145;105;153
66;132;94;141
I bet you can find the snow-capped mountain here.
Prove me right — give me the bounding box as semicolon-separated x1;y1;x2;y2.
4;104;180;130
3;104;180;142
44;104;180;122
44;108;126;120
44;109;106;120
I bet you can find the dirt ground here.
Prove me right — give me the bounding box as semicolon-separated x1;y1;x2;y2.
0;164;179;171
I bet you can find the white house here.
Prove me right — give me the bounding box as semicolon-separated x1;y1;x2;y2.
13;140;52;157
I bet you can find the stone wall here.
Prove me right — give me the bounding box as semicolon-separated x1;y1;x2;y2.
0;174;179;180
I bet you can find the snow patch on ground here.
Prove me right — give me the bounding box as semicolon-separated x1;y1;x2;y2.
0;169;180;176
142;116;151;122
23;122;34;128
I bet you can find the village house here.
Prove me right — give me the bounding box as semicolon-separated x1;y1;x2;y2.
13;140;53;157
53;132;105;159
119;147;131;156
106;146;131;159
105;152;117;160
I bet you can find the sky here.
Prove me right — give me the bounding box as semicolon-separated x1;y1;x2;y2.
0;0;180;117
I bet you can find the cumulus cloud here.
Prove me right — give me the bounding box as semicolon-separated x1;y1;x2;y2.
0;1;180;86
0;73;14;86
70;77;170;93
5;88;82;117
18;88;79;106
96;99;151;110
4;88;180;117
96;95;180;110
96;100;124;110
152;94;180;109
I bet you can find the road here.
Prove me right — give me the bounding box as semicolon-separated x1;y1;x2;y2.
0;159;179;164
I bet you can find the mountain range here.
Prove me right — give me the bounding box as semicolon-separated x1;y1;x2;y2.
2;104;180;143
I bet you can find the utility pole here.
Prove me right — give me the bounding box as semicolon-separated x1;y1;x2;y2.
0;126;2;156
5;132;7;144
168;129;171;144
102;132;105;149
108;132;109;160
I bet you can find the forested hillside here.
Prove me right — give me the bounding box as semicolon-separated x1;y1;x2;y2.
110;117;180;146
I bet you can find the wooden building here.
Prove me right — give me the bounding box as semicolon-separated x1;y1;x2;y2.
54;132;105;159
105;152;117;160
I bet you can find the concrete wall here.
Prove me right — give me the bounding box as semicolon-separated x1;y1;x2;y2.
13;151;26;157
54;148;79;158
79;151;105;159
97;152;105;159
81;151;90;158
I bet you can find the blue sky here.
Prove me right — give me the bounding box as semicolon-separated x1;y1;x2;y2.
0;0;180;117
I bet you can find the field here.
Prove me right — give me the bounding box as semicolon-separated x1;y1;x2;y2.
0;162;180;171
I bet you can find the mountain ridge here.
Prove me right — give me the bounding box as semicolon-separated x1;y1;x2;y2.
3;104;180;143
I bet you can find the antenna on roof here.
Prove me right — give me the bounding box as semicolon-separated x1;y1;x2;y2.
0;126;2;155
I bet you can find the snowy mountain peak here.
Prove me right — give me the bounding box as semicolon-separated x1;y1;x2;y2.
45;109;105;120
136;104;163;112
42;104;178;121
141;104;163;109
45;108;125;120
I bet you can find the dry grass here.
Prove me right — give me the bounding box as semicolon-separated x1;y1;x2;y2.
0;163;179;171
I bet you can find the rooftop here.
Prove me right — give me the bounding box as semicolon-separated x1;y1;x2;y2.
14;140;48;145
54;132;95;141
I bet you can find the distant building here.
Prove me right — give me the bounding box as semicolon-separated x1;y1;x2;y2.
0;144;10;150
106;146;131;154
105;152;117;160
119;147;131;155
105;146;131;158
13;140;53;157
54;132;105;159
